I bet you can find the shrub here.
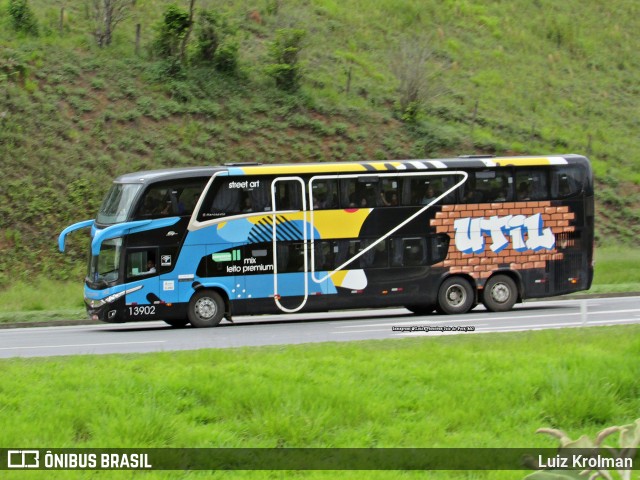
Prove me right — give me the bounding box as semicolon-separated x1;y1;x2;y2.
8;0;39;35
152;4;191;60
194;10;239;74
265;28;306;92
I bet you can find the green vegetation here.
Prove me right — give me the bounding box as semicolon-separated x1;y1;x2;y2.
0;325;639;479
1;0;639;290
592;246;640;289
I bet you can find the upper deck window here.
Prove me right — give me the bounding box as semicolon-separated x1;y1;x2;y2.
133;178;209;220
198;177;271;220
515;169;548;201
460;170;513;203
96;184;142;225
551;165;585;199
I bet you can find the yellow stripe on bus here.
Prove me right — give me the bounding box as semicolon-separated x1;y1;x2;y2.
367;162;391;171
236;164;369;175
493;158;554;166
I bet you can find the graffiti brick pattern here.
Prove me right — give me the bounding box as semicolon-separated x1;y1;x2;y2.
431;201;575;283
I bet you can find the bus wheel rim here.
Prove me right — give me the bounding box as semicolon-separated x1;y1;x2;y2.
490;283;510;304
195;297;217;320
445;285;466;306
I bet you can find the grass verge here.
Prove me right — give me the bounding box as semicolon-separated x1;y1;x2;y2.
0;325;639;479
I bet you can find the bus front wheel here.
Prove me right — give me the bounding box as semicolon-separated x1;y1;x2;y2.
437;277;474;315
188;290;225;328
482;275;517;312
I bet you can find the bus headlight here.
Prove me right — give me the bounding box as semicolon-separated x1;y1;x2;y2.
105;291;126;304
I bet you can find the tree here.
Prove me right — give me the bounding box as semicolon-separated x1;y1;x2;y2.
179;0;196;64
91;0;130;47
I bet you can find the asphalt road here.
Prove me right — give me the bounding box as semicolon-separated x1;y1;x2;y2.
0;295;638;359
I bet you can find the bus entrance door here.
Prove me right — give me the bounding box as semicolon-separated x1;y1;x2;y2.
271;177;310;313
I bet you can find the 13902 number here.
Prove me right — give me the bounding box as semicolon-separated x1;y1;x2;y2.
128;305;156;316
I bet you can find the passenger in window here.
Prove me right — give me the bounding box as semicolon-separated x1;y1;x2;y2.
242;196;253;213
421;187;437;204
349;196;368;208
558;177;572;197
146;259;156;274
494;188;508;202
326;194;338;208
380;192;398;206
517;182;532;201
142;195;162;215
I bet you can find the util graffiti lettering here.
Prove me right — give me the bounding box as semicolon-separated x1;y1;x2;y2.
454;213;555;254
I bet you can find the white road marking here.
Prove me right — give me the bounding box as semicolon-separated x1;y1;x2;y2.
331;329;391;334
334;308;640;329
0;340;166;351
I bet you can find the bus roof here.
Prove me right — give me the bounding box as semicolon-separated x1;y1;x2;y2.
224;154;589;176
112;155;589;182
114;166;221;184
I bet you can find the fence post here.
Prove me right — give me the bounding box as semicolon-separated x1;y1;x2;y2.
135;23;141;55
581;299;587;325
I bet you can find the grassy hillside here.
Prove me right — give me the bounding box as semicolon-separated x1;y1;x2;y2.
1;0;639;286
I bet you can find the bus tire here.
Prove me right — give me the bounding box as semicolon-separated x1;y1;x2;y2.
164;318;189;328
482;274;518;312
406;304;435;315
437;276;474;315
188;290;225;328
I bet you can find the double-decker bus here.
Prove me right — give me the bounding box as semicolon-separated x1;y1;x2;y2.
59;154;594;327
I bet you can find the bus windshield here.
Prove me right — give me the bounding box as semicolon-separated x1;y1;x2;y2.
96;184;142;225
87;237;123;287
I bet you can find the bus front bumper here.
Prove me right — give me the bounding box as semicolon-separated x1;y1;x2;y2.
85;295;126;323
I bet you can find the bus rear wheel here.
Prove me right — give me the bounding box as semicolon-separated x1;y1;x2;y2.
406;304;435;315
437;276;474;315
482;274;518;312
188;290;225;328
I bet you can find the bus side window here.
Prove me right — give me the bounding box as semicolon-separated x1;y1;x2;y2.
134;179;209;219
197;177;272;219
390;234;448;267
402;178;434;206
248;178;271;212
127;249;158;278
380;179;399;207
276;242;304;272
340;178;377;209
210;181;241;214
400;175;459;206
516;169;549;201
551;166;583;199
439;177;458;204
274;181;302;210
311;180;338;209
